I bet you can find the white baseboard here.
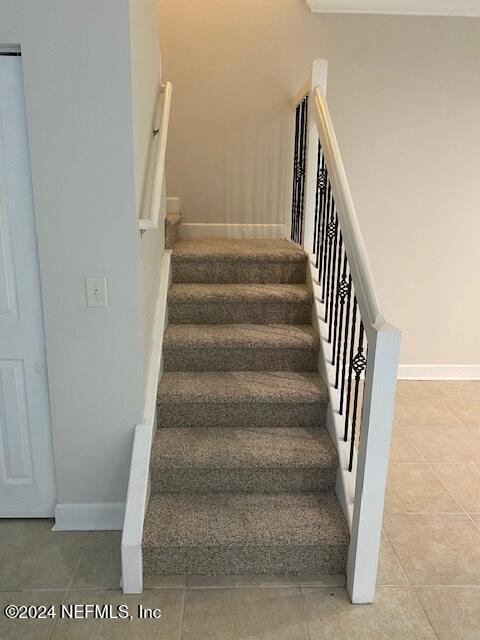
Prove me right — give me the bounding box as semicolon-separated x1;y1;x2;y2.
398;364;480;380
179;223;286;240
53;502;125;531
166;197;181;214
306;1;480;17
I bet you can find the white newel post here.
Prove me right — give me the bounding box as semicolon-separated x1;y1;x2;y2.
302;59;328;251
347;321;401;604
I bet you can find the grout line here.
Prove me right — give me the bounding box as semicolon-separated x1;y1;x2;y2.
404;428;480;531
410;586;440;640
185;583;300;590
380;527;410;587
177;585;186;640
298;585;313;640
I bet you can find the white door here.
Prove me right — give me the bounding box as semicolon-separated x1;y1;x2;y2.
0;54;56;517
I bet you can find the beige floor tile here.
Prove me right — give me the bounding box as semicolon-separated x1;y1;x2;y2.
383;513;480;585
70;531;121;590
389;429;424;463
442;397;480;427
416;586;480;640
432;462;480;513
377;534;409;585
0;591;64;640
395;381;435;400
187;574;298;588
422;381;480;400
302;587;435;639
182;587;308;639
471;514;480;527
395;398;462;428
401;425;480;463
0;522;90;590
51;589;183;639
385;463;462;514
298;574;346;587
143;575;186;589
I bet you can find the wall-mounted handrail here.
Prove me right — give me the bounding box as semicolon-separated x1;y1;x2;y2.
139;82;173;232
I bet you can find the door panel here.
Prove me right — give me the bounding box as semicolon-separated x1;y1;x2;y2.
0;55;56;516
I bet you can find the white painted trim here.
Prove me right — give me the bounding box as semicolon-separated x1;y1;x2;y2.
166;196;181;214
121;250;172;595
53;503;124;531
398;364;480;380
179;223;286;240
0;45;21;54
306;0;480;16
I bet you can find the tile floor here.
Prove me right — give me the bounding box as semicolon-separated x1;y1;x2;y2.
0;381;479;639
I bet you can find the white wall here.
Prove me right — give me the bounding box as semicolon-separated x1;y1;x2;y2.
0;0;146;524
158;0;480;368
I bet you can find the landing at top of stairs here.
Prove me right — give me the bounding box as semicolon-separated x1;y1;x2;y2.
172;238;305;262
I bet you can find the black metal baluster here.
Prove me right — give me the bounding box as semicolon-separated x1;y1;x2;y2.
331;236;344;365
335;254;349;388
295;98;304;243
339;274;353;414
313;143;322;255
323;195;336;321
290;103;300;242
344;297;358;442
299;95;308;243
349;322;367;471
315;161;328;271
328;213;340;343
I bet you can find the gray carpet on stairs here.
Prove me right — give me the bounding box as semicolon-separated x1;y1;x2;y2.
163;324;319;371
143;238;349;577
171;238;307;283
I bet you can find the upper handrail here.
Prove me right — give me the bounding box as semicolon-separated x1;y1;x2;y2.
311;84;383;331
139;82;173;232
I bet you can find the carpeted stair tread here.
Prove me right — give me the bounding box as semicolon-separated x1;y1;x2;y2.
171;239;307;284
150;426;337;494
143;493;348;575
172;239;305;262
158;371;327;405
143;492;349;549
168;283;312;324
152;426;335;468
164;324;318;349
169;283;311;304
163;324;319;371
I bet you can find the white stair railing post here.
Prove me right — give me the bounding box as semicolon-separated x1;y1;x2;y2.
346;321;401;604
302;59;328;251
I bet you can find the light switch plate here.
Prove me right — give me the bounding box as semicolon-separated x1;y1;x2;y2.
85;276;108;308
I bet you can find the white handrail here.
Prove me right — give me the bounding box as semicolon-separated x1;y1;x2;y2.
139;82;173;232
312;85;383;334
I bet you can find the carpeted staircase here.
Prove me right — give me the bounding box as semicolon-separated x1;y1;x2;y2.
142;239;349;576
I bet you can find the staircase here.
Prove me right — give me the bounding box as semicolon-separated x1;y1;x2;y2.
142;238;349;577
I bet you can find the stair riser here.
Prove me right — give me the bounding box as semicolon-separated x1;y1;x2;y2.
163;347;318;371
172;260;306;284
143;545;348;576
151;467;336;495
157;402;325;429
168;301;312;325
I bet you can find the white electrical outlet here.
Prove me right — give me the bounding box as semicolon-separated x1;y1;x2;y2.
85;276;108;308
